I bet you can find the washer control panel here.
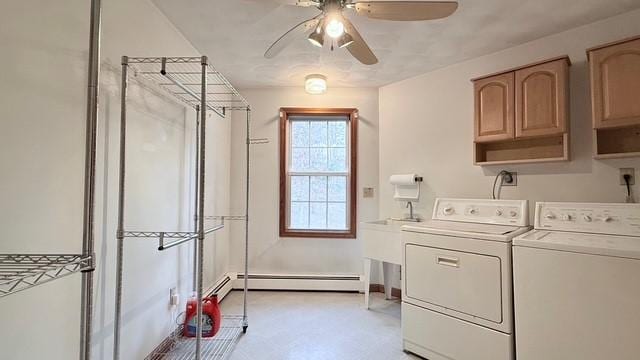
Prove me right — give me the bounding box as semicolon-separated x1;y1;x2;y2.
433;198;529;226
535;202;640;236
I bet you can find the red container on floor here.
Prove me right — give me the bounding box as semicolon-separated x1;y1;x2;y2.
183;295;221;338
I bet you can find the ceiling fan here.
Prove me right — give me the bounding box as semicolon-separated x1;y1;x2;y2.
262;0;459;65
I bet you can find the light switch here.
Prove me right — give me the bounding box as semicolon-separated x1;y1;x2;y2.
363;187;374;198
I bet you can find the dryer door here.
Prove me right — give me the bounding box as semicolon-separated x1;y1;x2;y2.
404;240;503;323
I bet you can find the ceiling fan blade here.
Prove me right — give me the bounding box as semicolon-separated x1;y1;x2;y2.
342;18;378;65
264;15;321;59
353;1;458;21
246;0;317;7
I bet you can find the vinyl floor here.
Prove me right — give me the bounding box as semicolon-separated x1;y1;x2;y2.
220;290;421;360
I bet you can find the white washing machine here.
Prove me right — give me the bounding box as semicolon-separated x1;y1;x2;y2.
401;198;531;360
513;202;640;360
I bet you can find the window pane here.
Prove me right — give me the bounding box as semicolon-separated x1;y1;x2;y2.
310;202;327;229
284;112;353;235
310;121;328;147
291;121;309;147
290;202;309;229
328;176;347;202
291;148;309;172
328;147;347;172
290;176;309;202
328;121;347;147
309;148;328;172
328;202;347;230
310;176;327;202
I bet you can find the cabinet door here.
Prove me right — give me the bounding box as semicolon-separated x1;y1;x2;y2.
515;59;569;138
590;38;640;129
474;73;515;142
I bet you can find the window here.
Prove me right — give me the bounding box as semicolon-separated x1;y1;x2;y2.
280;108;358;238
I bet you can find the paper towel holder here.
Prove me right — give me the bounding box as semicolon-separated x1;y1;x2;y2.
390;174;423;202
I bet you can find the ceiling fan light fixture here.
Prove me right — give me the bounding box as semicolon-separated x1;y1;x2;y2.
337;32;354;48
308;28;324;48
305;74;327;95
325;18;345;39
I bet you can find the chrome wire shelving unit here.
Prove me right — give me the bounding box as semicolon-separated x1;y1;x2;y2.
113;56;256;360
0;1;101;359
147;315;244;360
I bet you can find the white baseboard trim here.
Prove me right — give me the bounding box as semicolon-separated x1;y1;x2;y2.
232;273;364;292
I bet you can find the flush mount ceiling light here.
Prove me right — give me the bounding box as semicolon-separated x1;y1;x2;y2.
305;74;327;95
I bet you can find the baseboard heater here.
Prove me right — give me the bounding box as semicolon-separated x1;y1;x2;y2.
144;273;235;360
234;273;363;292
209;273;234;300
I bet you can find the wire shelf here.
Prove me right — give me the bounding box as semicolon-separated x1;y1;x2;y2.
127;57;249;116
248;138;269;145
0;254;93;297
147;315;244;360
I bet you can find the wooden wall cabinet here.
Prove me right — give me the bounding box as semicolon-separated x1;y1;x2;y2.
473;56;571;165
515;60;569;138
588;36;640;159
474;73;515;142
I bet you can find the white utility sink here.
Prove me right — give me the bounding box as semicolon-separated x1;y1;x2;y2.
361;219;414;264
361;218;421;309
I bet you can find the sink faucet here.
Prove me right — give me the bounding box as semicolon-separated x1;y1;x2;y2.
406;201;418;222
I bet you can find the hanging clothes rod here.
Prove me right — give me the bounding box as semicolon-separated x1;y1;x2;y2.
202;215;246;221
158;224;224;251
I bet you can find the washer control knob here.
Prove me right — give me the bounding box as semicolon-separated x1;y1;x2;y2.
545;213;556;220
583;215;593;222
443;207;455;215
562;214;573;221
468;208;478;215
600;216;613;223
510;211;518;218
496;209;503;216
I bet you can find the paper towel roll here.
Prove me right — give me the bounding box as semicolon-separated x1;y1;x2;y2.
389;174;417;186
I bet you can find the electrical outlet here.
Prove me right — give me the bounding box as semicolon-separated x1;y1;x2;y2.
620;168;635;185
501;172;518;187
169;287;179;306
363;187;374;198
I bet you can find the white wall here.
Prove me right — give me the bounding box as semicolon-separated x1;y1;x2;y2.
228;87;379;276
0;1;231;359
379;9;640;222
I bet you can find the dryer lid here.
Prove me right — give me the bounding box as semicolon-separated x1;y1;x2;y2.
514;230;640;259
403;220;530;242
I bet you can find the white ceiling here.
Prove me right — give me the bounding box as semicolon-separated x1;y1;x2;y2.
151;0;640;88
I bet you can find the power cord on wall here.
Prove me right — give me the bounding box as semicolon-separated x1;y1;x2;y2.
492;170;514;200
624;174;634;203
